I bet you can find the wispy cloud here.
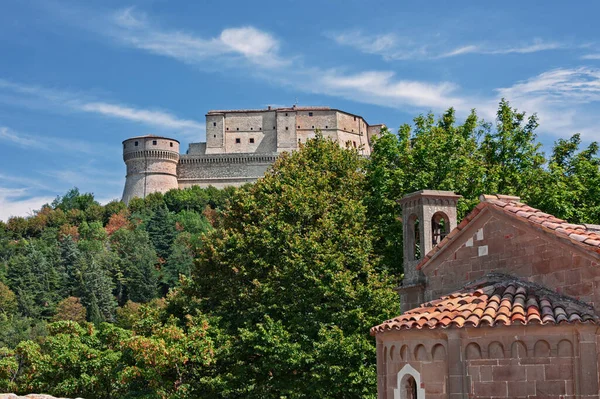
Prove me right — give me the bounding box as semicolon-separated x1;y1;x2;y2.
109;7;288;68
582;54;600;60
0;79;203;132
328;30;575;61
0;187;54;221
0;125;112;154
79;102;202;130
494;67;600;138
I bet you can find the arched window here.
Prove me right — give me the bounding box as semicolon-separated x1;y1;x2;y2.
407;214;421;260
431;211;450;245
395;364;425;399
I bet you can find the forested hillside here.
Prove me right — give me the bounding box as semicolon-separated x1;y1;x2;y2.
0;100;599;398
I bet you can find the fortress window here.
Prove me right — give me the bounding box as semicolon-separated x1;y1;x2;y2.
325;125;328;129
135;141;139;146
309;112;313;116
353;141;357;148
285;127;288;130
213;135;216;138
285;113;288;116
259;127;262;130
236;128;239;131
227;127;229;130
298;125;300;128
153;140;157;145
273;126;276;130
213;122;216;126
249;138;255;143
353;116;356;121
235;138;241;144
312;125;314;129
250;127;253;130
170;142;173;147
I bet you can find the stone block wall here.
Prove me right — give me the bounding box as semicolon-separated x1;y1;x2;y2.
422;209;600;308
376;325;595;399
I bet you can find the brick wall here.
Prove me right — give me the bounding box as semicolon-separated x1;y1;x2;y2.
377;325;596;399
422;208;600;308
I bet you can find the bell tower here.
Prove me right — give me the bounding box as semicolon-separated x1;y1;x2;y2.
397;190;461;312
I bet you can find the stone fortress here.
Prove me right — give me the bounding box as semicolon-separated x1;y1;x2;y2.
121;105;385;204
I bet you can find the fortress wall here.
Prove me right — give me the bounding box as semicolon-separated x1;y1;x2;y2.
223;112;266;153
122;136;180;204
177;153;277;188
259;111;278;153
206;114;225;153
276;111;298;152
123;137;179;155
367;124;384;144
296;109;337;132
337;130;370;155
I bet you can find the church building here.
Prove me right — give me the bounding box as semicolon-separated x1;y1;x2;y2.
372;190;600;398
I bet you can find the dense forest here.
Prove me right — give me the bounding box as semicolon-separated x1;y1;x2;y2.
0;100;599;398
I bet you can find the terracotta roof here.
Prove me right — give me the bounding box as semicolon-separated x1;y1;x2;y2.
417;194;600;270
371;274;598;334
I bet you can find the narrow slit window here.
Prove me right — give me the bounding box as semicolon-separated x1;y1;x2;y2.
213;122;217;127
134;141;138;146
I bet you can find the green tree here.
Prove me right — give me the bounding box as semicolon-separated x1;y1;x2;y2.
110;228;159;304
191;134;398;398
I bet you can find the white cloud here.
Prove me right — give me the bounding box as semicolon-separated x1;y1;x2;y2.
0;187;54;221
79;102;202;130
0;125;114;155
329;30;574;60
581;54;600;60
494;67;600;138
110;8;287;68
313;70;464;110
0;79;204;132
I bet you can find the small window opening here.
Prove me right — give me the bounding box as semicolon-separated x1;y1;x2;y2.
273;126;276;130
235;138;241;144
213;122;217;127
285;113;288;116
312;125;315;129
309;112;313;116
432;212;450;245
285;127;289;130
152;140;157;145
249;138;255;143
353;141;357;148
170;142;173;147
325;125;328;129
236;127;239;131
227;127;229;131
251;127;253;130
353;116;356;121
135;141;139;146
213;135;216;138
298;125;301;128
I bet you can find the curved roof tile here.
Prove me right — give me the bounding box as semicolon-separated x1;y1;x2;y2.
370;275;598;335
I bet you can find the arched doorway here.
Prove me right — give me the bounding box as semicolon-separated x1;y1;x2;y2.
394;364;425;399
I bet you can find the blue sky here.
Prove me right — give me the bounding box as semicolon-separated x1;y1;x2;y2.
1;0;600;220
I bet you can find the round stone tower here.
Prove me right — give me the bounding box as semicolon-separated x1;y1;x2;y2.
121;135;180;204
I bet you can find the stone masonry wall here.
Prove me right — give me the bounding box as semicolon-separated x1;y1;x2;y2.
377;324;595;399
422;209;600;309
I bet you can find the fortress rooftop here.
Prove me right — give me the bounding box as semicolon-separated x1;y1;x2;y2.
122;135;181;144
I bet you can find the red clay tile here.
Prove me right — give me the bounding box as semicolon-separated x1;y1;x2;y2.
370;275;598;334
